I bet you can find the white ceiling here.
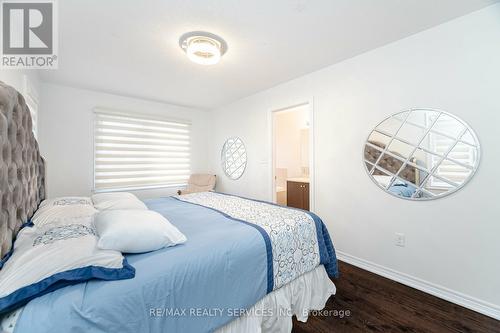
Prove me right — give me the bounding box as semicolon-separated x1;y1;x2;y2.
40;0;497;110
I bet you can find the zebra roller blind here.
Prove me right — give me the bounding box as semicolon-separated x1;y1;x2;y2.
94;109;191;191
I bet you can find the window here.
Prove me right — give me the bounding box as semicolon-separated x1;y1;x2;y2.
426;113;476;189
93;109;191;192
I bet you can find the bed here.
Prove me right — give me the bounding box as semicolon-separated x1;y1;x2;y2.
0;81;338;333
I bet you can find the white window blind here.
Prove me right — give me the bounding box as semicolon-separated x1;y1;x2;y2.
427;115;474;189
94;110;191;191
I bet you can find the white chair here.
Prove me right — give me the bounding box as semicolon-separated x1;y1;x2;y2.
177;174;216;195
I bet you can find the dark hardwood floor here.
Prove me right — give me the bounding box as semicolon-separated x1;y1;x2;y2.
293;261;500;333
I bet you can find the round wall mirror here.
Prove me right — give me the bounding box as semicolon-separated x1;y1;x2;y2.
221;137;247;180
364;108;480;200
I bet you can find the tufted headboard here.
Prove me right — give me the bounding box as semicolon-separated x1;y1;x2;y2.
364;141;418;185
0;81;46;258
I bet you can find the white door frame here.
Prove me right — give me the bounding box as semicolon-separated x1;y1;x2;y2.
269;97;315;212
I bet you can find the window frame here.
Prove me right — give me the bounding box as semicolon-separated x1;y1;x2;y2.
92;108;192;193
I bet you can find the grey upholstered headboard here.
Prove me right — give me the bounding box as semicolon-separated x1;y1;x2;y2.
0;81;46;258
364;141;418;184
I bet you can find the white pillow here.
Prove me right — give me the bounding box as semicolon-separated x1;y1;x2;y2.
372;175;393;187
91;192;147;211
91;192;137;204
94;210;187;253
93;198;147;211
0;216;135;314
32;197;97;227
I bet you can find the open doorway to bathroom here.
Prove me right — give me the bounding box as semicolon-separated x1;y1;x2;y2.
271;103;312;211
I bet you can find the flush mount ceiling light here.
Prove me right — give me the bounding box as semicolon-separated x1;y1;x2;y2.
179;31;227;65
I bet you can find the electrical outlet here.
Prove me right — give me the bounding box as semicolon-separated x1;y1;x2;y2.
395;233;405;247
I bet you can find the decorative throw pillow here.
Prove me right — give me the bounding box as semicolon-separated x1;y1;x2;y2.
94;210;187;253
0;217;135;314
32;197;98;227
39;197;93;208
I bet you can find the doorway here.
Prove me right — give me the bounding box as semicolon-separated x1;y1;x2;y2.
271;103;312;211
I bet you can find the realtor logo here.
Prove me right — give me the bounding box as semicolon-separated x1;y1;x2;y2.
1;0;58;68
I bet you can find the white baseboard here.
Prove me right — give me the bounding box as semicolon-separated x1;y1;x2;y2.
336;251;500;321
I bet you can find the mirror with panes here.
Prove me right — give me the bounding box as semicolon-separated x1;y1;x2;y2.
221;137;247;180
364;109;480;200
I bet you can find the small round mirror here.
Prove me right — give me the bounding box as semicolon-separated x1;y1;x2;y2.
364;109;480;200
221;137;247;180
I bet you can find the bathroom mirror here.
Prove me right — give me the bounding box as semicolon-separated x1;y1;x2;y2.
221;137;247;180
364;109;480;200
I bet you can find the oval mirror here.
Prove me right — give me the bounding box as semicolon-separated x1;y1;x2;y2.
364;109;480;200
221;137;247;180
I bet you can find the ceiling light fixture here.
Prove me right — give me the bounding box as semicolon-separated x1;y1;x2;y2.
179;31;227;65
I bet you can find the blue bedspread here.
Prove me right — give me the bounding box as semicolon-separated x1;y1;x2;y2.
388;182;418;198
14;194;337;333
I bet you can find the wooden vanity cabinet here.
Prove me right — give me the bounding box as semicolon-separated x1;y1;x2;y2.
286;181;309;210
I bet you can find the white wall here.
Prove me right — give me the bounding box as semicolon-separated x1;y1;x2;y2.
0;70;40;95
209;5;500;317
39;83;211;199
275;106;309;178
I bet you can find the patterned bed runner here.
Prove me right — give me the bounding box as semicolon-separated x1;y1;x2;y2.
176;192;335;292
